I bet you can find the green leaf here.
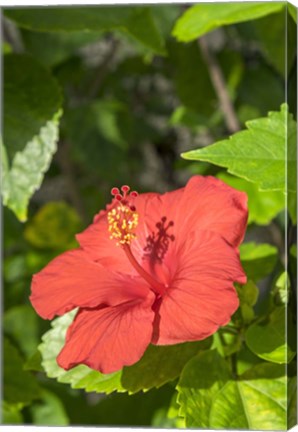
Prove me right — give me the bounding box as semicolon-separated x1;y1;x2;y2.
177;350;231;428
172;2;284;42
288;191;297;225
39;310;210;394
3;305;39;358
167;40;216;116
24;202;81;250
3;337;41;405
3;54;62;159
22;30;103;67
253;11;296;77
209;363;287;430
288;376;297;429
288;3;297;23
178;355;288;429
272;271;290;306
217;173;285;225
30;389;69;426
24;350;44;373
2;110;62;222
182;105;296;193
121;337;212;393
237;280;259;324
5;7;165;55
2;402;23;424
246;306;296;364
240;242;278;281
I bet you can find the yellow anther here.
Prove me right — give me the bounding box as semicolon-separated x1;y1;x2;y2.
107;204;138;246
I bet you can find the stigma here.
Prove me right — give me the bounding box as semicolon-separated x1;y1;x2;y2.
107;185;138;246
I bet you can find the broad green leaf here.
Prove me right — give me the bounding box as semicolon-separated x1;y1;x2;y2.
4;54;62;159
178;355;288;429
209;363;287;430
240;242;278;281
2;402;23;424
2;110;62;222
30;389;69;426
121;337;211;393
3;305;39;358
246;306;296;364
177;350;231;428
172;2;284;42
39;310;210;394
24;202;81;250
5;7;165;55
3;337;41;405
217;173;285;225
182;105;296;193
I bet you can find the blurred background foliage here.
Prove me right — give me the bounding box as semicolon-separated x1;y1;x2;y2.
1;2;297;428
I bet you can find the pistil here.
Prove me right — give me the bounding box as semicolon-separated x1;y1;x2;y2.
122;244;166;296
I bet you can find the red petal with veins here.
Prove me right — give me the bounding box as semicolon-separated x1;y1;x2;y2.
30;249;151;320
57;291;155;374
152;230;246;345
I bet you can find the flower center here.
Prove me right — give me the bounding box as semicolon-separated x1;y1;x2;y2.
107;185;166;296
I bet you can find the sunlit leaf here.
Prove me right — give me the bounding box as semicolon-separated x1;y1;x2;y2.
182;105;296;193
5;7;165;55
210;363;287;430
2;105;61;222
3;54;63;218
218;172;285;225
178;353;288;430
39;310;210;394
172;2;284;42
246;306;296;364
177;350;230;428
240;242;278;281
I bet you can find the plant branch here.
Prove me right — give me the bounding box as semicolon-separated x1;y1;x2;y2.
198;36;240;133
87;37;119;100
2;16;24;52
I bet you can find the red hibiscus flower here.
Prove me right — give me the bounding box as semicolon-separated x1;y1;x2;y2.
30;176;248;374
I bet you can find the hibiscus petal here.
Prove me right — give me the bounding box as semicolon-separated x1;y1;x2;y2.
175;176;248;248
57;292;155;374
76;210;134;274
30;249;151;320
153;230;246;345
